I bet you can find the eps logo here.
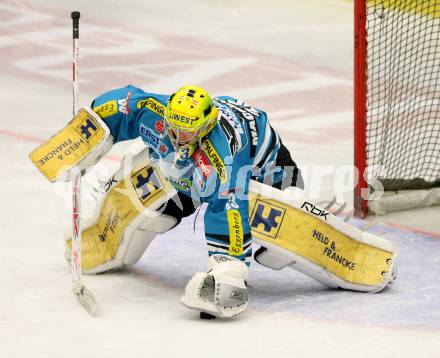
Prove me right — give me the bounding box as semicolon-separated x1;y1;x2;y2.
250;200;285;239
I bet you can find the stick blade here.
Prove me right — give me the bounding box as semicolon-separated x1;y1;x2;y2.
73;282;97;316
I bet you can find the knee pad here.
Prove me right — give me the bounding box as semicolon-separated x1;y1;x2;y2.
118;212;178;268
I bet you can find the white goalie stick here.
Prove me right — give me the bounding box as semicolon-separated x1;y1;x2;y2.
70;11;97;316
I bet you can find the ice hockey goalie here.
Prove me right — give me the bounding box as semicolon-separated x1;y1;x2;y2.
30;84;397;319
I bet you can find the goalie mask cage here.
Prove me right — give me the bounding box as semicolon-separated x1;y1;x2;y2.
354;0;440;217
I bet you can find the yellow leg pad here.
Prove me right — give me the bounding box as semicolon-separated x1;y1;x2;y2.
67;163;173;271
249;194;395;288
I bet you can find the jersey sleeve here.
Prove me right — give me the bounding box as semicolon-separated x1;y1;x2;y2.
215;95;282;185
91;85;167;143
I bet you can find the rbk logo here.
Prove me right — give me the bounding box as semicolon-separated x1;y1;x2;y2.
104;175;117;192
300;202;329;221
250;200;285;239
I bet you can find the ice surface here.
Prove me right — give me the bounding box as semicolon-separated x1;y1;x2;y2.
1;1;439;357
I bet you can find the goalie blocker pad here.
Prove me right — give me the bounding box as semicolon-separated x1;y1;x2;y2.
65;147;178;274
249;181;397;292
29;107;113;182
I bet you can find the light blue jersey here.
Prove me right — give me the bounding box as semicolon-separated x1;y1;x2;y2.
92;85;295;265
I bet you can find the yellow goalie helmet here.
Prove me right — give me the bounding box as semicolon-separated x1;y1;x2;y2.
164;85;219;147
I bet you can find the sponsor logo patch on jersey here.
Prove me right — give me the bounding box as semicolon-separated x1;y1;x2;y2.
169;177;193;191
225;192;239;211
118;91;132;115
93;100;118;119
155;120;164;134
137;98;165;117
227;209;243;256
159;144;168;154
193;148;213;179
140;123;160;146
202;139;227;184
